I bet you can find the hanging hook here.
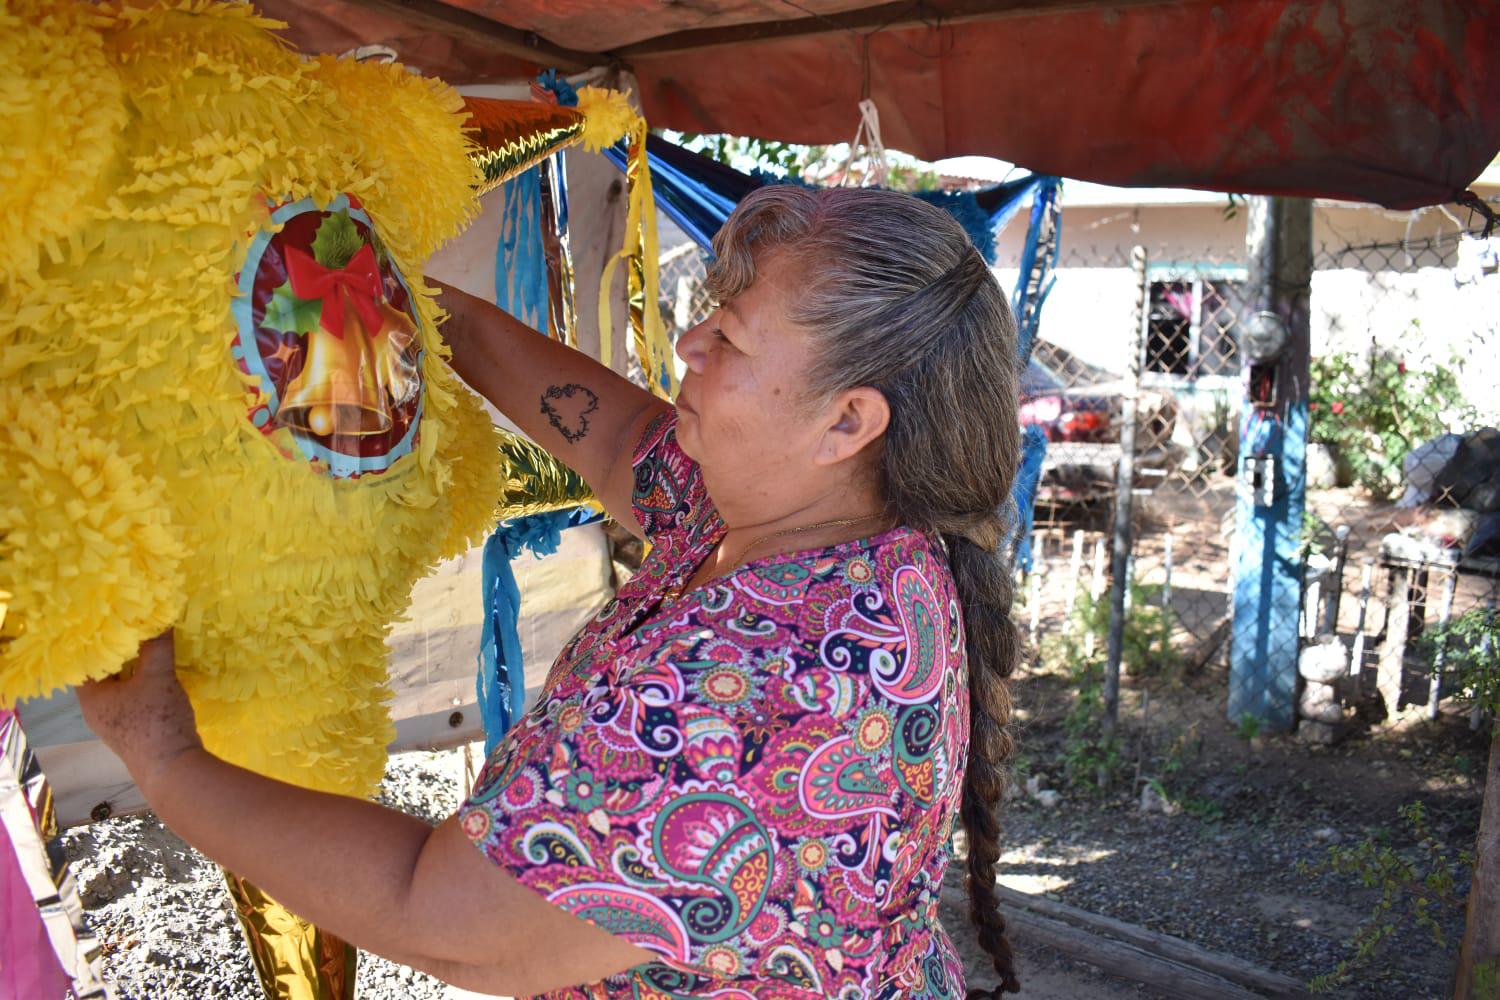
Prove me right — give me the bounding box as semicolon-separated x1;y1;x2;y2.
1456;189;1497;239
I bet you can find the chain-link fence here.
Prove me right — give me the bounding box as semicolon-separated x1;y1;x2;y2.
659;241;715;339
1011;227;1499;742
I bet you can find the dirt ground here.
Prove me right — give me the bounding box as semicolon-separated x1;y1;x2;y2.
997;615;1486;998
1004;477;1493;998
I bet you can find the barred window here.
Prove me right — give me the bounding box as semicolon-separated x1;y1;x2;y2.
1145;277;1242;379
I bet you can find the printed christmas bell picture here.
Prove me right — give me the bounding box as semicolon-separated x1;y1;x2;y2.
233;196;425;478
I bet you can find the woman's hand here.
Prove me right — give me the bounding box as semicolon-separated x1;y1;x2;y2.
77;630;203;797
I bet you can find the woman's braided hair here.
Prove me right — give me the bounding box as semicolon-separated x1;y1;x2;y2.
706;186;1023;996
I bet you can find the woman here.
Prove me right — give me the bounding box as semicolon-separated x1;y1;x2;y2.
79;186;1023;998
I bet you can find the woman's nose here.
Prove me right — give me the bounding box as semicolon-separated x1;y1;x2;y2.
676;321;707;371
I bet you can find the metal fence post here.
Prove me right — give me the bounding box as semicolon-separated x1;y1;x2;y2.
1103;245;1148;734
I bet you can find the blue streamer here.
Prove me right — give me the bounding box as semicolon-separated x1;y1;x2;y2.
533;69;578;107
1011;177;1062;365
477;507;602;754
1009;426;1049;572
494;166;548;333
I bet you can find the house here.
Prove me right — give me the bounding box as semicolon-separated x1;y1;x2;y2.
940;157;1500;462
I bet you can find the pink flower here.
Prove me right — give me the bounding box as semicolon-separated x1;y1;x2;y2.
1331;401;1345;415
1397;362;1407;374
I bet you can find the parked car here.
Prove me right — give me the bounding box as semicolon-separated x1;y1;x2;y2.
1018;354;1181;501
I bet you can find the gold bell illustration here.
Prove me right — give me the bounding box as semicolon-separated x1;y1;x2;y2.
277;284;392;438
371;300;421;409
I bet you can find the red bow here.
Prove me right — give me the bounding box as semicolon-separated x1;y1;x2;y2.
284;243;384;338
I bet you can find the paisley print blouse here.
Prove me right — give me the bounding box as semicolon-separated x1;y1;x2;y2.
459;411;971;999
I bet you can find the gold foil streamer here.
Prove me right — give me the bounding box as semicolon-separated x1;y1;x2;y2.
0;711;110;998
538;156;577;348
463;98;585;198
223;870;356;1000
497;430;595;519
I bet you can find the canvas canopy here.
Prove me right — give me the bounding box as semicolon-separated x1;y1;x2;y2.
262;0;1499;210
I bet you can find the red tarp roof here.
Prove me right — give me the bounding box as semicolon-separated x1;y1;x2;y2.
262;0;1500;210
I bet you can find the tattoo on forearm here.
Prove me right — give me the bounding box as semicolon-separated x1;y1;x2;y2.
540;383;600;444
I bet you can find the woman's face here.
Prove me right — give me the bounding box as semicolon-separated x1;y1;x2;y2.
672;251;843;520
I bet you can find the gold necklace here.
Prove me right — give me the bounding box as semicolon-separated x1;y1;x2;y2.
661;513;884;604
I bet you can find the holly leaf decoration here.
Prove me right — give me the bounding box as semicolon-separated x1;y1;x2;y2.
262;280;322;335
310;210;363;269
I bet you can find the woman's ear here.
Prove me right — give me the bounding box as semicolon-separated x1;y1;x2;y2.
814;387;890;466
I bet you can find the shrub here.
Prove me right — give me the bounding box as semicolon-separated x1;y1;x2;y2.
1309;341;1475;499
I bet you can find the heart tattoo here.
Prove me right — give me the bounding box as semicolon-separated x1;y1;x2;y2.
540;383;600;444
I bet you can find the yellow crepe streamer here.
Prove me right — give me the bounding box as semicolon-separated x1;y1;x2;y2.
597;112;678;397
0;0;502;797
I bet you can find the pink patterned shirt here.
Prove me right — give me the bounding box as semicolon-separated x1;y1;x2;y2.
460;411;970;999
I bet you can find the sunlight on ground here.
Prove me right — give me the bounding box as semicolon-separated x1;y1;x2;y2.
999;872;1074;894
998;843;1117;895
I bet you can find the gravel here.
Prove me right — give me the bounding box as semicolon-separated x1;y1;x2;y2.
61;748;479;1000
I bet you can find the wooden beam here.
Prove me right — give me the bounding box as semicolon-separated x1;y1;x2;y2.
343;0;600;71
992;884;1309;998
615;0;1185;58
942;884;1307;1000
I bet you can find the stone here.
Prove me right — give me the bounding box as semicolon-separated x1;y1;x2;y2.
1306;442;1353;489
1299;634;1350;684
1139;783;1181;816
1299;681;1344;723
1298;720;1340;744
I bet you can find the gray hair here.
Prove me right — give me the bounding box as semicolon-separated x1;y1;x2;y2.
706;185;1024;996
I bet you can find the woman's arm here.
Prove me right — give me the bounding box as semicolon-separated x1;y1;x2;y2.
77;634;649;996
436;280;671;536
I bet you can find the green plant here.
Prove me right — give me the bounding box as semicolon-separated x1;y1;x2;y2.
1473;959;1500;1000
1235;713;1264;741
1043;583;1177;680
1309;340;1477;499
1419;607;1500;717
665;131;940;191
1298;801;1469;993
1299;509;1338;560
1058;654;1125;793
1042;580;1177;793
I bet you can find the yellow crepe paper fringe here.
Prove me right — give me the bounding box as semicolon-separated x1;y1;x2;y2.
0;0;127;288
0;0;499;797
574;86;636;154
0;389;187;705
304;56;480;265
